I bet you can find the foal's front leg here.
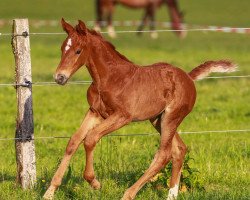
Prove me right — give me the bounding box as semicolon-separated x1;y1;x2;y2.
43;109;103;200
83;112;131;188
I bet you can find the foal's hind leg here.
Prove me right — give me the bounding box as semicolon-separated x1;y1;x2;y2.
122;106;189;200
167;133;187;200
150;116;187;200
43;110;103;200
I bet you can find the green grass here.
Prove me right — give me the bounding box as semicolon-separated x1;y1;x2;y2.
0;0;250;199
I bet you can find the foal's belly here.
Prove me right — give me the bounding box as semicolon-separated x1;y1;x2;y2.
131;100;166;121
124;88;169;121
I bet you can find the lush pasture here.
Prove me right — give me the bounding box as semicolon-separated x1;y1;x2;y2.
0;0;249;199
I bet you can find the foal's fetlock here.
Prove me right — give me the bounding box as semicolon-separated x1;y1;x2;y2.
84;174;101;189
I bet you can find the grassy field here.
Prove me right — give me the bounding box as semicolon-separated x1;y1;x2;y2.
0;0;249;199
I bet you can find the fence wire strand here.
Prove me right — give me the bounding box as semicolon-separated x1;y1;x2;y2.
1;27;250;37
0;75;249;88
0;129;249;141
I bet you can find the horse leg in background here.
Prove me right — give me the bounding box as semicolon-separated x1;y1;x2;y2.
150;115;187;200
43;110;103;200
136;7;150;36
94;0;103;32
121;105;189;200
166;0;186;38
148;4;158;39
106;2;116;38
83;113;131;189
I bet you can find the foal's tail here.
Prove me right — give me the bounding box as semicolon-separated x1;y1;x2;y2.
189;60;237;81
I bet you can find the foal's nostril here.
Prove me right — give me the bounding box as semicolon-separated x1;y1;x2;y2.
55;74;67;85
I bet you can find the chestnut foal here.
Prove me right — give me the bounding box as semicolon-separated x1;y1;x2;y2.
43;19;236;200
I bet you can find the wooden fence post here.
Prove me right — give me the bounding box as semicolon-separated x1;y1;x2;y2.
12;19;36;189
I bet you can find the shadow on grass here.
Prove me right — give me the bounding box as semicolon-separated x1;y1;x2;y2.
107;169;143;187
37;164;169;199
0;173;16;183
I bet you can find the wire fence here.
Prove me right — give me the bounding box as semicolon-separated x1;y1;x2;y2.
0;75;249;88
0;129;249;141
1;19;250;36
1;27;250;37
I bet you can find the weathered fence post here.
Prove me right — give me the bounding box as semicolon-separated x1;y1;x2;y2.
12;19;36;189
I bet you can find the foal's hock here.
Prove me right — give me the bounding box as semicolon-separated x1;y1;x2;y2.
43;19;237;200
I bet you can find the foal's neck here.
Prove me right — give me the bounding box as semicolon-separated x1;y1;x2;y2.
86;34;136;86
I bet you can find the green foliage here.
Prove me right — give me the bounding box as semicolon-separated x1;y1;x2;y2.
181;153;205;191
150;151;205;192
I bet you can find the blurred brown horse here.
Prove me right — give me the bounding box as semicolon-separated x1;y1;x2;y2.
95;0;185;38
43;19;236;200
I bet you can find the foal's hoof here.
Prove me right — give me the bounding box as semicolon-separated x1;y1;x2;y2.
121;191;134;200
90;179;101;190
43;186;56;200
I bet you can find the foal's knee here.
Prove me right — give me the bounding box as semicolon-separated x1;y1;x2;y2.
66;138;78;155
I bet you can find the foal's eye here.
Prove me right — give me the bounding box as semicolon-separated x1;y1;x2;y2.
76;50;81;54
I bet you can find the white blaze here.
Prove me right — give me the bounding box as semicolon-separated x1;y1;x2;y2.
65;38;72;52
167;184;179;200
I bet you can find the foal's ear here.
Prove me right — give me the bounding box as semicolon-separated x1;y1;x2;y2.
61;18;74;34
76;20;87;35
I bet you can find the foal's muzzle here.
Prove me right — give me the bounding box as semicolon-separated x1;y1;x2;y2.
55;74;68;85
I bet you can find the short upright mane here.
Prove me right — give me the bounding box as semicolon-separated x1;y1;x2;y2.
88;29;133;64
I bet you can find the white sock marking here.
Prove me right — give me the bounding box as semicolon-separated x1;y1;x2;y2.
167;184;179;200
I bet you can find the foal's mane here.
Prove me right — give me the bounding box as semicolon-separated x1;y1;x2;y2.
88;29;133;64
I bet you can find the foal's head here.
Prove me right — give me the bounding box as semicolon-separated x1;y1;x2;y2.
55;19;90;85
